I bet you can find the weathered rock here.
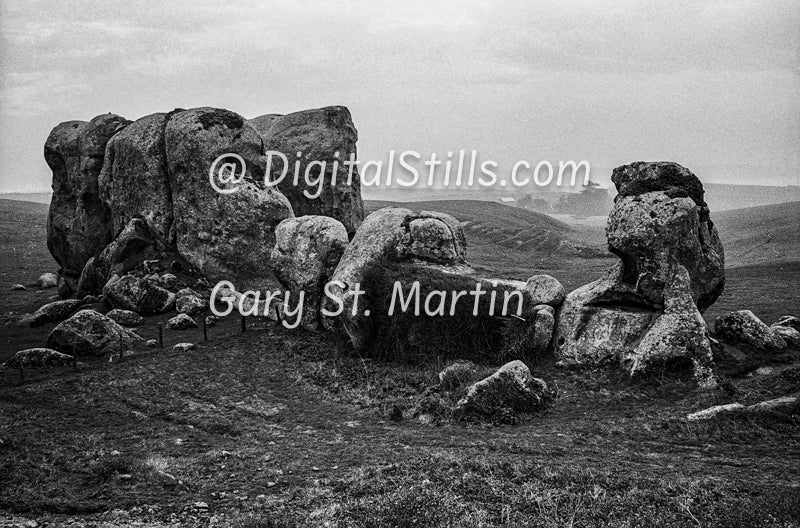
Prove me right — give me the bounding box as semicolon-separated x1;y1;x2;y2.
270;215;349;329
98;112;175;244
166;313;197;330
454;360;548;420
11;284;26;291
771;326;800;348
530;305;555;355
165;107;294;291
254;106;364;237
321;207;413;348
395;211;467;264
103;275;175;315
106;309;145;327
17;299;83;327
714;310;786;352
686;403;745;421
159;273;178;290
175;288;207;316
172;342;196;353
525;275;566;306
1;348;75;370
749;395;798;413
46;114;130;290
46;309;142;357
554;162;724;385
773;316;800;333
37;273;58;289
146;339;158;348
438;360;478;390
76;218;157;297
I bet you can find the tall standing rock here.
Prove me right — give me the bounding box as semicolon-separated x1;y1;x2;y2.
99;111;176;244
251;106;364;237
45;113;130;295
554;162;724;387
165;107;294;291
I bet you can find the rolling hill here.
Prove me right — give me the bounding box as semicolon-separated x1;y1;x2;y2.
713;201;800;268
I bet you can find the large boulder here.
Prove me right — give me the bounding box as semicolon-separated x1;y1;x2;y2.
165;107;294;291
453;360;548;420
554;162;724;386
45;114;131;295
715;310;787;352
103;274;175;315
253;106;364;237
175;288;207;316
46;309;142;357
98;112;176;244
270;215;349;329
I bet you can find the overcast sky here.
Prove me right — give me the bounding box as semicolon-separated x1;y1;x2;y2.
1;0;798;193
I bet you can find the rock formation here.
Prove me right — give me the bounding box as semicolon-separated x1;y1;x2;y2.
47;105;365;299
554;162;724;386
714;310;788;351
45;113;131;295
251;106;364;237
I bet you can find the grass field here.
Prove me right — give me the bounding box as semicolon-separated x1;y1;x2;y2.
1;198;799;527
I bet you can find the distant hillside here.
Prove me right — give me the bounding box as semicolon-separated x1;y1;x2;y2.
714;201;800;268
0;192;51;205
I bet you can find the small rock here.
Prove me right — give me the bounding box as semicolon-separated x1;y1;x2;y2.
453;360;548;420
146;339;159;348
107;309;145;327
773;315;800;332
172;342;196;353
11;284;26;291
754;366;775;376
748;395;798;413
37;273;58;288
205;315;218;327
193;501;209;510
167;313;197;330
771;325;800;348
686;403;745;421
175;288;207;316
159;273;178;290
714;310;786;351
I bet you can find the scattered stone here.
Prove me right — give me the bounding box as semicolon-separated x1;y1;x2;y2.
104;274;175;315
17;299;84;327
715;310;786;352
11;284;26;291
531;304;556;355
773;315;800;333
146;339;159;348
37;273;58;288
686;403;745;421
175;288;207;316
438;360;479;390
46;310;142;357
271;215;349;329
771;325;800;348
1;348;75;370
167;313;197;330
159;273;178;290
205;315;218;327
753;366;776;376
555;162;724;386
748;395;798;413
453;360;548;420
106;309;145;327
173;342;196;353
